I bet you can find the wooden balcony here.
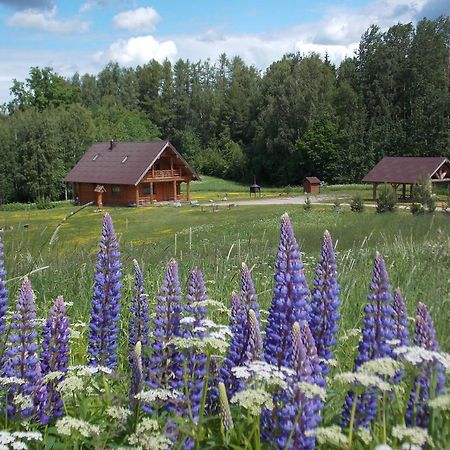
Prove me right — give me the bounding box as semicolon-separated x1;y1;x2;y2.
146;168;182;179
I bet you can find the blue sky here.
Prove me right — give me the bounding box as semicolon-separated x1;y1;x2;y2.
0;0;448;103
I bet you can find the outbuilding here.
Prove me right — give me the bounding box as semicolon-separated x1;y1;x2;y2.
303;177;321;195
362;156;450;200
64;140;199;206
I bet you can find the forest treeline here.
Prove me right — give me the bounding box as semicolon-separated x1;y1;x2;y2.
0;17;449;203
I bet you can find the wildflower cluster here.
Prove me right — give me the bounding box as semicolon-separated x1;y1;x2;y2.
0;212;448;450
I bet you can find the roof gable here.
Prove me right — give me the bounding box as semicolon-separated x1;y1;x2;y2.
362;157;449;184
64;140;199;185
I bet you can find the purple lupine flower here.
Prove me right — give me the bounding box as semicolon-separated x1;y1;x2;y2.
229;292;242;330
129;341;144;408
241;263;259;318
220;267;262;399
2;277;42;419
392;288;409;348
264;213;311;368
273;322;324;450
88;213;122;370
342;251;395;429
129;260;150;374
181;268;208;422
0;234;8;338
406;303;446;427
147;259;182;389
309;230;340;375
33;381;50;425
40;296;70;419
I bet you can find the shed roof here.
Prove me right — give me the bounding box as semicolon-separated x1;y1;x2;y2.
64;140;199;185
362;157;449;184
304;176;321;184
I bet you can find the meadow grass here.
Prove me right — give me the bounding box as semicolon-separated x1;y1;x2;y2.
1;203;449;365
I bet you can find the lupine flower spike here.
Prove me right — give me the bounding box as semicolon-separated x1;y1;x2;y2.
241;263;259;318
2;277;42;419
0;234;8;341
342;251;394;429
406;303;446;427
392;288;409;349
129;341;144;408
88;213;122;369
181;268;208;424
264;213;311;368
274;322;324;450
309;230;340;375
218;382;234;432
41;296;70;419
129;260;150;373
220;267;261;398
147;259;182;389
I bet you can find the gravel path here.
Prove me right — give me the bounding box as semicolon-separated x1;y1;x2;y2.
213;194;348;206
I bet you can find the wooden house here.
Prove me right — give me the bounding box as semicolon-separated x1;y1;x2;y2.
64;140;199;206
362;156;450;199
303;177;321;194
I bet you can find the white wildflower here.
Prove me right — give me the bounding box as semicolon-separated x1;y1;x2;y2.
296;382;327;401
128;418;170;450
394;346;438;366
357;428;372;445
56;416;100;438
386;338;401;347
180;316;195;326
11;442;27;450
72;321;87;328
0;431;42;450
57;376;84;397
13;394;33;410
392;425;432;446
333;372;391;392
43;371;65;382
106;406;132;421
194;300;228;312
0;377;25;386
68;365;112;376
10;433;42;442
69;329;82;340
231;388;273;416
429;394;450;411
401;444;422;450
374;445;394;450
326;359;338;367
134;389;181;402
192;326;206;334
306;425;349;447
232;366;251;380
359;357;403;377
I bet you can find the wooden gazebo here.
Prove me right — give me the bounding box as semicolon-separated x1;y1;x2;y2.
363;157;450;200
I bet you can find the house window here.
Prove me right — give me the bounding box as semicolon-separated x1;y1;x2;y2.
112;186;121;197
92;153;99;161
143;184;156;195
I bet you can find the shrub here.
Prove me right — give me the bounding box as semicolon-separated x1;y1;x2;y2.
412;176;436;213
410;203;424;215
376;184;397;213
303;196;312;211
36;196;55;210
350;195;365;212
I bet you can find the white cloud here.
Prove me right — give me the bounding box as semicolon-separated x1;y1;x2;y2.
94;35;177;66
7;6;89;33
113;7;160;33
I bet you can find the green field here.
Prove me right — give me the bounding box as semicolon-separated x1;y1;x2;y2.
1;201;449;360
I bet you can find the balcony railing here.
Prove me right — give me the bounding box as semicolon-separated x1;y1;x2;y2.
148;168;182;178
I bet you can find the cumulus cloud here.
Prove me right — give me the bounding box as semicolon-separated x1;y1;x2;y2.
94;35;177;66
113;7;160;33
7;6;89;33
0;0;53;10
416;0;450;19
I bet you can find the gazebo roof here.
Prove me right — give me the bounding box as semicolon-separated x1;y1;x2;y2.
362;157;449;184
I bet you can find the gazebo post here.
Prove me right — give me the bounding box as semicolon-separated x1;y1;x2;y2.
402;184;406;199
372;183;378;200
186;180;190;202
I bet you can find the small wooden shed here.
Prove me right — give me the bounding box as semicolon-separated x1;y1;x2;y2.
303;177;320;194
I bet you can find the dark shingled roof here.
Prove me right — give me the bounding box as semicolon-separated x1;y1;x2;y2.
362;157;449;184
64;140;199;185
304;176;321;184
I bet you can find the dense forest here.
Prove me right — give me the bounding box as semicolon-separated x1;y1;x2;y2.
0;17;449;203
